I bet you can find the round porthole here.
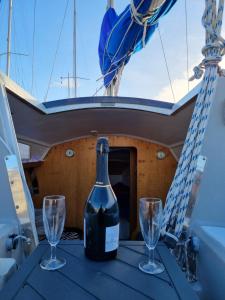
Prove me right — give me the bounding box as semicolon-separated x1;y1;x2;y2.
156;150;166;160
65;149;75;158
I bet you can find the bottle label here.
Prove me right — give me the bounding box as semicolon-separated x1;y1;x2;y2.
105;224;119;252
84;219;86;248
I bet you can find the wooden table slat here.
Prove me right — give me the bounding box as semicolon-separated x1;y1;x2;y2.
14;285;44;300
27;264;97;300
117;245;170;282
56;248;150;300
59;244;179;300
0;241;199;300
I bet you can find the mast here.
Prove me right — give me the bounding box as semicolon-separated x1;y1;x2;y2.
106;0;114;96
107;0;114;9
6;0;13;77
73;0;77;98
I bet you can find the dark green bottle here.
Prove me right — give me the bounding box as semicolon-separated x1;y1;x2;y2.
84;137;120;260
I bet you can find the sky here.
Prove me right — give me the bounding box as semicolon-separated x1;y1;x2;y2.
0;0;224;103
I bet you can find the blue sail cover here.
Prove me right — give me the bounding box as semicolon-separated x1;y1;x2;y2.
99;0;177;88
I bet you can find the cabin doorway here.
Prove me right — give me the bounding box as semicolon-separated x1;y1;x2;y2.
109;147;137;240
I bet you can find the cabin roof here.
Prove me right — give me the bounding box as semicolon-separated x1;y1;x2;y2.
0;71;198;148
43;96;174;110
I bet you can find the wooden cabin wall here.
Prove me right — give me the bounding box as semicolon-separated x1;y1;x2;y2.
28;136;177;231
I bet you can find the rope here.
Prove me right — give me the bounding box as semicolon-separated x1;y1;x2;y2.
130;0;145;26
44;0;69;101
158;26;175;102
97;52;131;82
130;0;161;47
102;8;130;78
105;0;166;95
189;0;225;81
130;0;165;26
31;0;37;95
162;0;225;238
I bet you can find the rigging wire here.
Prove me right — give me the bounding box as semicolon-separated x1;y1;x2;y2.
0;0;6;70
78;6;90;90
92;82;105;97
157;26;175;102
12;6;26;89
31;0;37;95
184;0;190;92
12;10;19;84
20;0;29;54
12;3;21;86
44;0;69;101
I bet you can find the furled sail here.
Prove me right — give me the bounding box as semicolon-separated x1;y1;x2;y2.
98;0;177;94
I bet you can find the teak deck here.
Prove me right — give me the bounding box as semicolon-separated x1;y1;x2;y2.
0;241;199;300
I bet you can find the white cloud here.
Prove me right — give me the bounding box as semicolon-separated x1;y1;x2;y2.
155;55;204;102
118;14;225;102
156;52;225;102
155;78;198;102
155;71;201;102
119;50;203;102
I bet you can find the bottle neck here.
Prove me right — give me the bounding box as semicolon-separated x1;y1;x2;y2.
96;151;110;185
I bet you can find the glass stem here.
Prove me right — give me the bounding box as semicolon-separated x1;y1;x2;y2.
149;248;154;265
50;245;57;261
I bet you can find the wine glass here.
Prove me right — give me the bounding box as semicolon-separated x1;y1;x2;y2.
40;195;66;271
139;197;164;274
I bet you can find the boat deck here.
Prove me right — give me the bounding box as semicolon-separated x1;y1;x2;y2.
0;241;198;300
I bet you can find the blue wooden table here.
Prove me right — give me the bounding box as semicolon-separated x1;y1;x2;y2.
0;241;199;300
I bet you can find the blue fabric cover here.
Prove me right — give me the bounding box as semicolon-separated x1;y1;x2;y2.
98;0;177;88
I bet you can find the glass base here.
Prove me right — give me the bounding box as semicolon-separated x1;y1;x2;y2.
40;257;66;271
139;259;165;275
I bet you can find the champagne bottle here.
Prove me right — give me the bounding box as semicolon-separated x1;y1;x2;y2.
84;137;120;260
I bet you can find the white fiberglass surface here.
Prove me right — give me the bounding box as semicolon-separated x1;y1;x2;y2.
197;225;225;263
0;224;14;239
194;225;225;300
201;226;225;246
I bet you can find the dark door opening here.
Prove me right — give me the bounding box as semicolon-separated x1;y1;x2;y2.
109;147;137;240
